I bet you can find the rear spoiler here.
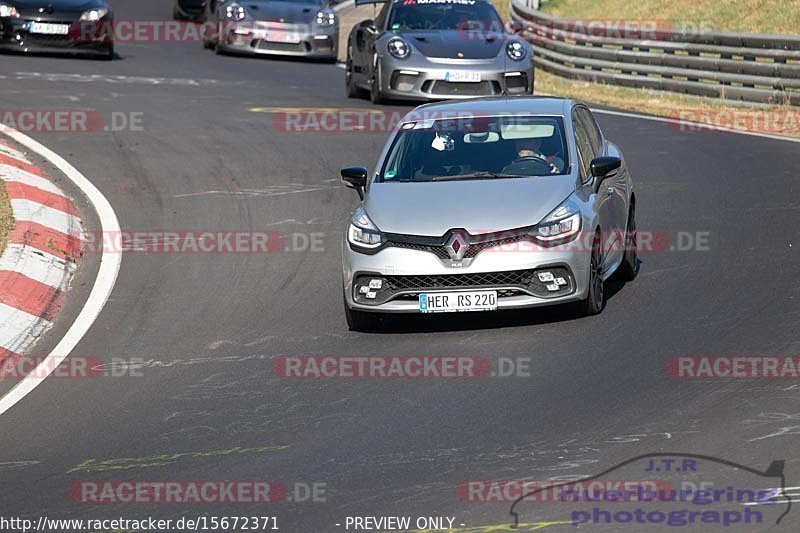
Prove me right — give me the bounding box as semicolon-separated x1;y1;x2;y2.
354;0;387;5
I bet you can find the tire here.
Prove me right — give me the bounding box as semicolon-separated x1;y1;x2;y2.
577;230;605;316
344;291;381;332
99;42;114;60
369;53;384;104
345;47;360;98
616;205;640;281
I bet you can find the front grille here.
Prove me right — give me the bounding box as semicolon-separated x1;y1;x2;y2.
424;80;500;96
256;40;308;53
22;33;73;47
386;232;529;260
353;266;576;305
385;269;535;291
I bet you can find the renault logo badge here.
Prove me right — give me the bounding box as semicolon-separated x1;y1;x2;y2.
445;231;469;261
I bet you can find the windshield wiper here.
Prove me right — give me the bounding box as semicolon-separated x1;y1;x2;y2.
430;172;530;182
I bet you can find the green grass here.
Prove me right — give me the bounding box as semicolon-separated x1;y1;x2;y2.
534;0;799;35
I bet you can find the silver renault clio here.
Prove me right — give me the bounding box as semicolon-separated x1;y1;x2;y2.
341;97;639;331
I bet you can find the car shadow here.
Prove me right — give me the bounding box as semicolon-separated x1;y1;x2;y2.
0;49;120;61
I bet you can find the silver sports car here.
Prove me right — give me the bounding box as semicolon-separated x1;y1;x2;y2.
346;0;533;103
202;0;338;60
340;97;639;331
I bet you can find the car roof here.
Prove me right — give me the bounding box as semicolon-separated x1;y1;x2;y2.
407;96;579;120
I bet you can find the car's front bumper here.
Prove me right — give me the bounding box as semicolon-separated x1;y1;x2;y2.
378;54;534;101
218;20;337;59
0;16;112;55
343;238;589;313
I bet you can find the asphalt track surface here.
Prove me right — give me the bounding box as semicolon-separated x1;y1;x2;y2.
1;0;799;531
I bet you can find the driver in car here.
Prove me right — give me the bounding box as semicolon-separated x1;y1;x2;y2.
502;137;563;175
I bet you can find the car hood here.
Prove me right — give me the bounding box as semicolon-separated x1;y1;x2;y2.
10;0;102;10
10;0;104;17
401;30;504;60
247;1;321;23
364;177;575;236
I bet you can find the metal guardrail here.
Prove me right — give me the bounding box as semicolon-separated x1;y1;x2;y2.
510;0;800;106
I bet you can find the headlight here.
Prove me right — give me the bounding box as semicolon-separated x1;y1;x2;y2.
80;7;109;21
315;10;335;27
387;37;410;59
0;3;20;17
225;2;248;21
348;207;383;250
506;41;527;61
530;200;581;245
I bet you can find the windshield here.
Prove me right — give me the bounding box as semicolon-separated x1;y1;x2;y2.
378;115;570;182
387;0;502;31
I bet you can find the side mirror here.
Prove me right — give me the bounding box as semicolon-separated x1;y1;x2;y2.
506;20;524;35
590;156;621;191
341;166;368;199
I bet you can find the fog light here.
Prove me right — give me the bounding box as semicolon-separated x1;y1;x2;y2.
555;277;567;286
538;272;554;282
359;286;370;294
546;283;560;292
365;291;377;299
369;279;383;290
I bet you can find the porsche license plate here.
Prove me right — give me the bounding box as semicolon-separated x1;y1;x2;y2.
266;30;301;44
419;291;497;313
445;71;481;83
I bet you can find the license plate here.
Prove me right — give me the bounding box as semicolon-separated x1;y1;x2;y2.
419;291;497;313
444;71;481;83
265;30;301;44
29;22;70;35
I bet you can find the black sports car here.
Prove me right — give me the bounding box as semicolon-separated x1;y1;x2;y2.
0;0;114;59
173;0;207;21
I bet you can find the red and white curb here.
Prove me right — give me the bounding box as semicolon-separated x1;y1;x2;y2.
0;127;120;416
0;138;82;359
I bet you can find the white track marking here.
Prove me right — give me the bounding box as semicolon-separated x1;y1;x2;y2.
0;244;77;290
0;143;31;163
0;302;50;353
0;126;122;416
0;164;65;195
9;199;82;235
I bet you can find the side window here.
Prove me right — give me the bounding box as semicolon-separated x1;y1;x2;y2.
578;107;603;156
572;109;593;180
